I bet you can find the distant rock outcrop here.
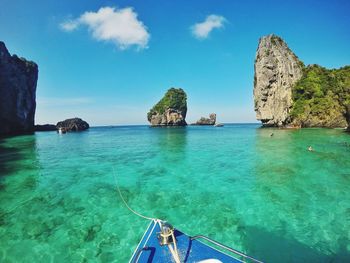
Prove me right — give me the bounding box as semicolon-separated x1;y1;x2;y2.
147;88;187;126
35;124;57;132
254;34;303;127
194;113;216;125
56;118;89;131
0;41;38;135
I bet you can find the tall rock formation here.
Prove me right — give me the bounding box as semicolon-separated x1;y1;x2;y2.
147;88;187;126
254;34;303;127
0;41;38;135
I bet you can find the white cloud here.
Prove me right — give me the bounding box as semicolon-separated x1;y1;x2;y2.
60;19;80;32
60;6;150;50
191;15;226;39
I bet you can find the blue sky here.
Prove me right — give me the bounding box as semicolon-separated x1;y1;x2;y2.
1;0;349;125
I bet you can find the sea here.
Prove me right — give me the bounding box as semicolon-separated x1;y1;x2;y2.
0;124;349;262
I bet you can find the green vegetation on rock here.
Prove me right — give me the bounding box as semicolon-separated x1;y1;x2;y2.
147;88;187;121
291;65;350;127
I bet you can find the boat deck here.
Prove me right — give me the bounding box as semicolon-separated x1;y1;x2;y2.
130;220;255;263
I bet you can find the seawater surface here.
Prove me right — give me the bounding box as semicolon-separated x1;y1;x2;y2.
0;124;350;263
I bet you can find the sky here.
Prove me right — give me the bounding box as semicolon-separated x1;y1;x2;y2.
0;0;349;125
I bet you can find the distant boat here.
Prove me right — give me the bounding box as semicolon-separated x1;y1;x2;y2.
214;123;224;127
129;219;262;263
57;127;66;134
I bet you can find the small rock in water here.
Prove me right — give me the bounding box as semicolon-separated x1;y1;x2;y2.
147;88;187;126
194;113;216;125
56;118;89;132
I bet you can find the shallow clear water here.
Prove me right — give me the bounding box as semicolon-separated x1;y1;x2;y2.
0;124;350;262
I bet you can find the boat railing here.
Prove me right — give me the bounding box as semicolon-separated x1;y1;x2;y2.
131;246;150;263
190;235;263;263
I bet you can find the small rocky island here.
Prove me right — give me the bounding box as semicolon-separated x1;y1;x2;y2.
254;34;350;129
193;113;217;125
0;41;38;135
147;88;187;126
56;118;89;132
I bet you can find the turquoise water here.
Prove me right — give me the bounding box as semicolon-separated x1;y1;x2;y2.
0;124;350;262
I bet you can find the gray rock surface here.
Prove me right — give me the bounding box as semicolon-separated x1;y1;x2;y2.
0;41;38;135
194;113;216;125
346;105;350;132
56;118;89;131
253;34;303;127
150;108;187;126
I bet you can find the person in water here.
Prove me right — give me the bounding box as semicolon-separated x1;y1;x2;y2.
308;146;314;151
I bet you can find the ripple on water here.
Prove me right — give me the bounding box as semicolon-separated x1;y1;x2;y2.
0;125;350;262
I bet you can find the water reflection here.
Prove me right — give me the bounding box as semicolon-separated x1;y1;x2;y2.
0;135;39;185
0;138;22;177
154;127;188;162
254;128;302;186
251;128;350;262
0;135;40;243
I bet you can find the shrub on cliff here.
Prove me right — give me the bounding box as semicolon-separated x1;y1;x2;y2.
291;65;350;127
147;88;187;121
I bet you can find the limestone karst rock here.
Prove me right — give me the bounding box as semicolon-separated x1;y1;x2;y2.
346;106;350;132
253;34;303;127
147;88;187;126
254;35;350;128
0;41;38;135
194;113;216;125
56;118;89;131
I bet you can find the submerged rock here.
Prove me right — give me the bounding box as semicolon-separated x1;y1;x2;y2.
194;113;217;125
253;34;303;127
0;41;38;135
147;88;187;126
56;118;89;132
35;124;57;132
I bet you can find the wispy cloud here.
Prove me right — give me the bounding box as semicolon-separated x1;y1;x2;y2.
37;97;93;106
60;19;80;31
191;15;226;40
60;6;150;50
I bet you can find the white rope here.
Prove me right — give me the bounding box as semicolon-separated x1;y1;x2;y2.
168;244;181;263
112;166;155;221
112;167;181;262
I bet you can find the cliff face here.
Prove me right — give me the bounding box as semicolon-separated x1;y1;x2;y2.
346;106;350;131
147;88;187;126
0;41;38;135
254;35;303;126
254;35;350;129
